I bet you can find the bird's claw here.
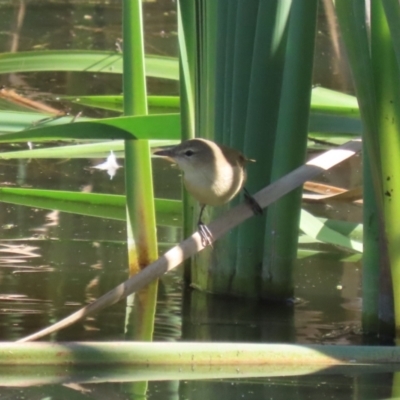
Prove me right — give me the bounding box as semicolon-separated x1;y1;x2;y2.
198;222;213;247
243;188;263;215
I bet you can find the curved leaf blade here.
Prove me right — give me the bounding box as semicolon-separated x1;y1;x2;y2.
0;111;91;133
0;140;178;159
311;87;360;117
0;51;179;80
64;95;180;113
300;209;363;253
0;114;181;142
0;187;182;227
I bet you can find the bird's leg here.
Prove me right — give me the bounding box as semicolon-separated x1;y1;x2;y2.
243;187;263;215
197;205;213;247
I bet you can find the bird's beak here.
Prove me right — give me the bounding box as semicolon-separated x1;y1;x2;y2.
153;147;176;162
153;148;173;157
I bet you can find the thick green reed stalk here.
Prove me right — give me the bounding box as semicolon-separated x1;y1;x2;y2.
261;0;318;300
371;1;400;336
190;0;292;297
178;0;196;281
123;0;158;273
336;0;393;337
232;0;292;297
122;0;158;395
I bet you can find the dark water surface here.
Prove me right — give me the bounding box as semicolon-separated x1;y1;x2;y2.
0;1;395;399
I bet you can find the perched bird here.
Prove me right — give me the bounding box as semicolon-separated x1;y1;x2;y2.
154;138;262;246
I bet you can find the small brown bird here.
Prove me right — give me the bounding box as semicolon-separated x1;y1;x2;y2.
154;138;262;246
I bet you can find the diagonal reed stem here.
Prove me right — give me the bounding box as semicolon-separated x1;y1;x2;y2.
16;139;362;342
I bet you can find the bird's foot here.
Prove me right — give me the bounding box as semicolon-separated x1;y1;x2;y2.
244;188;263;215
198;222;213;247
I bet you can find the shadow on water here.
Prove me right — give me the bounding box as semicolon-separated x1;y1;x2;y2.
182;289;296;343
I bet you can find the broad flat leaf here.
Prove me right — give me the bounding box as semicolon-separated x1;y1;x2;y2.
300;219;362;245
318;218;363;242
64;95;180;113
0;187;182;227
0;111;90;134
0;113;181;142
0;51;178;80
300;209;363;252
298;234;322;244
308;87;362;137
297;248;325;259
0;109;359;143
0;139;179;159
297;247;362;262
311;87;359;117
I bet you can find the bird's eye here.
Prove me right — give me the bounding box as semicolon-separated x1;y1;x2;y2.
185;150;194;157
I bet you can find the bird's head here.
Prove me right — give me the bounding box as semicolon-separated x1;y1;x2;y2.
153;139;216;172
